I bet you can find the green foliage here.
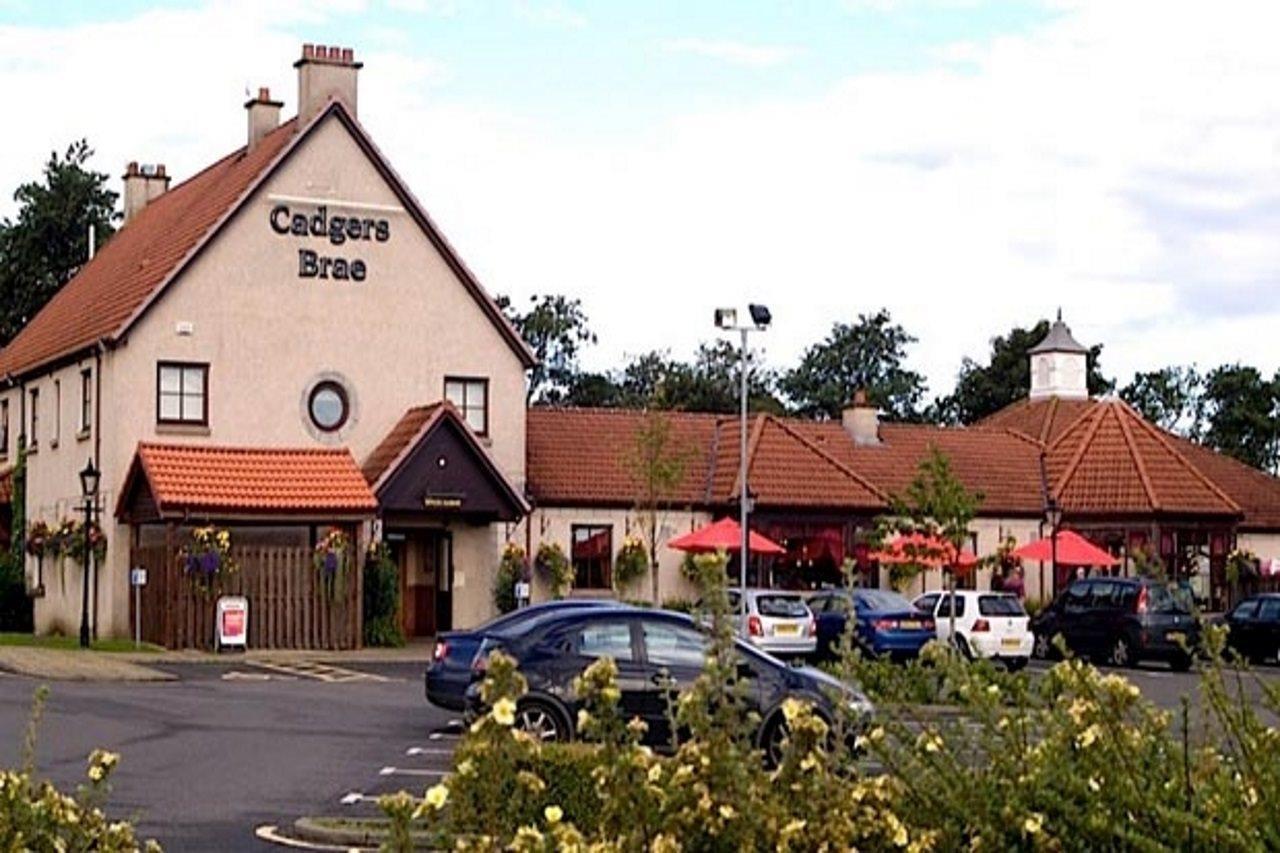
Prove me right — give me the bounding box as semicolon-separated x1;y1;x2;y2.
533;542;572;599
2;688;158;851
1200;363;1280;472
627;409;692;603
612;535;648;590
362;543;403;647
496;293;597;404
0;551;33;633
931;318;1112;425
779;308;926;421
494;544;528;614
1121;364;1205;436
0;140;118;345
659;596;695;614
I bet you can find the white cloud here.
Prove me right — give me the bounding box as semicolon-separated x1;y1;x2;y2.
4;1;1280;400
660;37;795;68
514;0;586;30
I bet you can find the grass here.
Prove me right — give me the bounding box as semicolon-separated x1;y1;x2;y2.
0;632;164;653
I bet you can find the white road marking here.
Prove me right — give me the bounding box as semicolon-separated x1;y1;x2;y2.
250;661;389;683
339;791;373;805
405;746;453;756
428;731;459;741
221;671;277;681
379;766;447;778
254;823;370;851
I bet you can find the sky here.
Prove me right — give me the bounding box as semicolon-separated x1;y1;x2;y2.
1;0;1279;401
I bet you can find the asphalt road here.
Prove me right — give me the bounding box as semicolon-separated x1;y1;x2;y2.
0;657;1277;850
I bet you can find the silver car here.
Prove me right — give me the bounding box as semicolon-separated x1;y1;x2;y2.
728;588;818;657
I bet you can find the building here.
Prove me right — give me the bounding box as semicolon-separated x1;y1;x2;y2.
2;45;532;647
4;47;1279;647
520;316;1280;610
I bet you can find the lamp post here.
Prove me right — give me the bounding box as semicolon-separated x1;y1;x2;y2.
78;458;100;649
1045;495;1062;600
715;304;771;618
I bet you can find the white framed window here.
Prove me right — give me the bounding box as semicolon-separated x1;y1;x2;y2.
157;362;208;425
80;368;92;435
444;377;488;435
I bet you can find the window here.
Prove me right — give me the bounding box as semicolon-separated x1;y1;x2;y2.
79;369;92;434
571;525;612;589
28;388;38;449
915;593;941;615
978;595;1026;617
576;620;634;662
937;593;966;618
0;398;8;457
444;377;488;435
1259;598;1280;623
307;381;349;432
756;594;808;618
52;380;60;446
1232;600;1260;620
643;621;706;669
157;362;208;425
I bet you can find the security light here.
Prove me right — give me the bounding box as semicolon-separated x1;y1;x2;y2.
714;308;738;330
748;304;772;329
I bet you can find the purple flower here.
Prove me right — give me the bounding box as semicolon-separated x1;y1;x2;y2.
200;550;220;575
323;551;338;576
185;554;200;576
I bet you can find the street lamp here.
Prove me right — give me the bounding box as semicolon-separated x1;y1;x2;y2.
79;458;100;649
1045;495;1062;600
715;304;771;613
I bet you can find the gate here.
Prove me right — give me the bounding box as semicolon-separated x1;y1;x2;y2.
129;545;360;650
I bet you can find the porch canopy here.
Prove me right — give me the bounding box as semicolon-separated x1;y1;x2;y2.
363;402;529;523
1011;530;1119;567
872;532;978;570
668;517;786;555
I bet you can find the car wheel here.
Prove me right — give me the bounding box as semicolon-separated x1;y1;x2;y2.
762;714;790;769
1108;636;1135;669
515;700;568;743
1005;656;1029;672
1169;652;1193;673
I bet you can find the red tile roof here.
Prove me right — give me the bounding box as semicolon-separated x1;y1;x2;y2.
362;403;446;486
977;396;1096;444
0;103;534;380
1170;436;1280;530
117;443;377;519
526;408;720;506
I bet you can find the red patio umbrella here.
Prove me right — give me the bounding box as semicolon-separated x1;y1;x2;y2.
1010;530;1119;566
872;532;978;570
667;517;786;555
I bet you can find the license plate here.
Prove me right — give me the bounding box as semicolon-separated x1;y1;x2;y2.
900;620;922;630
774;624;799;636
1001;637;1022;649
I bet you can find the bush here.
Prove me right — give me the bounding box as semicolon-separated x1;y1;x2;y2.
493;544;528;615
660;596;694;614
533;543;571;599
0;551;33;633
361;544;403;647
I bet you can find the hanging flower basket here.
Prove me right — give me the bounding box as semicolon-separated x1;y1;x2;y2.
66;521;108;565
313;527;352;600
494;543;529;614
179;525;237;597
614;535;649;589
534;542;573;599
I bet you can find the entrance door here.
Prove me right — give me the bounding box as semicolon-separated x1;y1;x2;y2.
397;531;451;638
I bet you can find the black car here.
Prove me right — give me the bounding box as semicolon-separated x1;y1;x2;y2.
1222;594;1280;664
1030;577;1198;670
463;607;873;761
426;599;621;711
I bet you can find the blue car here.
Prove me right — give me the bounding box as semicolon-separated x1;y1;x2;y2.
426;599;621;711
808;589;937;661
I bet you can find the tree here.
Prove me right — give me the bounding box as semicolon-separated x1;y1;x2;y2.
496;293;596;403
1199;365;1279;472
0;140;118;344
780;309;926;421
1119;366;1203;437
873;446;982;641
931;319;1112;425
627;409;692;603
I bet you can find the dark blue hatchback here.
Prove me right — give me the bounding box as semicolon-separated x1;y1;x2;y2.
808;589;937;661
426;599;620;711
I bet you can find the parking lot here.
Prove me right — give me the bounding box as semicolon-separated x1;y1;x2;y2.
0;654;1277;850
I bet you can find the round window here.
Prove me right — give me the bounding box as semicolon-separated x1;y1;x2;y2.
308;381;349;432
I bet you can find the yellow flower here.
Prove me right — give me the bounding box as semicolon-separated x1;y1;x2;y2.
87;765;104;783
916;731;943;753
985;684;1000;697
1088;777;1101;792
782;819;807;836
577;709;592;729
492;697;517;727
456;759;474;776
544;804;563;824
1023;813;1043;835
1076;723;1102;749
718;804;735;820
781;697;806;723
424;783;449;810
647;764;663;783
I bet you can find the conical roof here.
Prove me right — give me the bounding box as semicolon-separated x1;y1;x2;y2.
1028;311;1088;355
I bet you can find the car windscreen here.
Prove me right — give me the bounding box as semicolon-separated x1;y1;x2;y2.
756;595;808;618
1145;583;1191;614
856;590;912;612
978;595;1026;617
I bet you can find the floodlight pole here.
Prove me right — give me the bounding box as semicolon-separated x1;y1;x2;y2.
738;327;749;599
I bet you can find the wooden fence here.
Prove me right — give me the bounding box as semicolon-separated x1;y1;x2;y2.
129;545;361;650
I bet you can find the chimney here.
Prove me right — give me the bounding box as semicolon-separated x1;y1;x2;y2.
121;162;170;224
842;389;881;447
295;43;361;125
245;86;283;150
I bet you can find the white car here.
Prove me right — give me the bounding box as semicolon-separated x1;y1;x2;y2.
721;589;817;657
911;590;1033;669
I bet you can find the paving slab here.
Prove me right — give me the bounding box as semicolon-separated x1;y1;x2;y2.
0;647;176;682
